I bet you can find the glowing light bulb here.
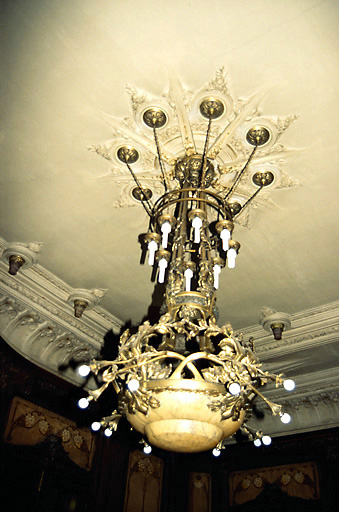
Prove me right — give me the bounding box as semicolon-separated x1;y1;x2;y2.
78;364;90;377
254;439;262;447
148;240;158;266
227;247;237;268
229;382;241;396
283;379;295;391
212;448;221;457
158;258;168;283
184;268;193;292
213;264;221;289
104;428;113;437
91;421;101;432
77;397;89;409
161;221;171;249
127;378;140;392
280;413;291;424
262;435;272;446
220;228;231;251
192;216;202;243
143;444;152;454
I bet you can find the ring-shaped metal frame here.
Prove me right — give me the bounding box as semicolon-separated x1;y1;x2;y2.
151;188;233;226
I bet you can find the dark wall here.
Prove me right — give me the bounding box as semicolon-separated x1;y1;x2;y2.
1;337;338;512
0;337;131;512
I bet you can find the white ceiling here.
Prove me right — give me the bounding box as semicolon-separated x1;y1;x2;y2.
1;0;339;330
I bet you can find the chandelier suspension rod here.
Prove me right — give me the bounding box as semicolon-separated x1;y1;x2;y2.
153;127;169;192
125;162;153;217
235;184;264;217
224;145;258;201
200;116;212;187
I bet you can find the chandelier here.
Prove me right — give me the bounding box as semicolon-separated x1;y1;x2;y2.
78;70;296;454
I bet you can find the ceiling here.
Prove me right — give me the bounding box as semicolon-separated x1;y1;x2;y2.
1;0;339;441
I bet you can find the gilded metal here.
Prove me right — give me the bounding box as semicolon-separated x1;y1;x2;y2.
153;188;231;221
246;126;270;146
144;232;161;245
212;256;225;268
252;170;275;187
227;200;242;217
215;219;234;234
143;107;167;128
229;240;240;252
157;213;176;229
188;209;207;223
174;154;215;188
271;322;285;341
117;145;140;164
84;312;285;452
199;98;225;119
155;249;171;262
183;261;196;272
132;186;153;201
73;299;88;318
8;255;25;275
82;77;295;453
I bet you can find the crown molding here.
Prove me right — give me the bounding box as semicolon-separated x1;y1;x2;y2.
0;237;123;388
240;300;339;359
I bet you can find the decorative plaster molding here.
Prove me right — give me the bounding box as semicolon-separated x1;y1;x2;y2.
89;68;300;227
240;300;339;358
0;237;124;388
1;240;42;271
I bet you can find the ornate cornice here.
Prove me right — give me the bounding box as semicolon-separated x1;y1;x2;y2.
240;300;339;358
0;237;123;388
222;303;339;442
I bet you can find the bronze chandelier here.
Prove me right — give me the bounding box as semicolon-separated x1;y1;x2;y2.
78;71;296;454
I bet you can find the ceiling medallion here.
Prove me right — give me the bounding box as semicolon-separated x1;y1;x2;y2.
80;69;298;453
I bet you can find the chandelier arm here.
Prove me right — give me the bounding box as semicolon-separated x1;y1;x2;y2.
240;423;263;440
224;145;257;201
200;117;212;187
246;382;282;415
164;351;204;380
153;127;169;192
88;381;110;400
256;369;285;385
170;351;209;379
125;162;154;217
111;351;202;381
204;353;243;368
206;90;265;159
234;184;264;216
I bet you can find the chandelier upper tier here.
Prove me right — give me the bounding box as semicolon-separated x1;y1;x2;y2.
79;69;297;453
